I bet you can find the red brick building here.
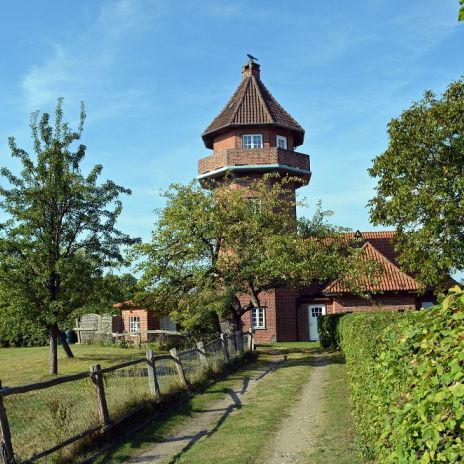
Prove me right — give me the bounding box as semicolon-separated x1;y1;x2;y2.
113;301;177;341
198;59;435;343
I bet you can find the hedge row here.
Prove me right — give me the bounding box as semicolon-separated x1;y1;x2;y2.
339;286;464;463
317;313;345;348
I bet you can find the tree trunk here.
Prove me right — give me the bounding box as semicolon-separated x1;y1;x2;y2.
49;326;58;375
58;330;75;358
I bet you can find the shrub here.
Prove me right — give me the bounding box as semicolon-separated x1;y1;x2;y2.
0;305;48;347
339;287;464;463
317;313;346;348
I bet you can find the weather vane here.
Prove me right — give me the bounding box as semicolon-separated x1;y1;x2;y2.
247;53;258;63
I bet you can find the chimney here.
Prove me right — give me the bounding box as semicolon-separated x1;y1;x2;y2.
242;60;260;80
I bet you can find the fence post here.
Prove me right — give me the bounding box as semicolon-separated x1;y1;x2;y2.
169;348;189;388
236;331;244;354
90;364;111;428
0;381;14;464
220;334;230;363
196;341;210;371
136;332;142;349
146;349;161;397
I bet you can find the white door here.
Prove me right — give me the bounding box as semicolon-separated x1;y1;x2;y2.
308;305;326;341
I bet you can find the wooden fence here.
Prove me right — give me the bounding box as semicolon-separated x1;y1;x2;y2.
0;331;253;464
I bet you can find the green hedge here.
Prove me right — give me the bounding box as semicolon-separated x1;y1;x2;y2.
317;313;345;348
339;287;464;463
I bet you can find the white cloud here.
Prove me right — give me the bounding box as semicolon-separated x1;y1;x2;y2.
20;0;161;118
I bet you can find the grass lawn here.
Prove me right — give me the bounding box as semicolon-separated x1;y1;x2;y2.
0;344;146;386
95;342;319;464
307;354;368;464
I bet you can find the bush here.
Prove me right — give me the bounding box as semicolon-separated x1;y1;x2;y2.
0;305;48;347
339;287;464;463
317;313;345;348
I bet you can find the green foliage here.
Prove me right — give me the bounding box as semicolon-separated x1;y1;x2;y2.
136;175;379;332
460;0;464;21
368;79;464;288
339;287;464;463
0;303;48;347
317;313;345;349
76;272;138;316
0;99;138;370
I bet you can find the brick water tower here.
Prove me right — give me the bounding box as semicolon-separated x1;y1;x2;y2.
198;58;311;342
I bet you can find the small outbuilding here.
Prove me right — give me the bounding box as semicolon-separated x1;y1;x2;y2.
112;301;177;341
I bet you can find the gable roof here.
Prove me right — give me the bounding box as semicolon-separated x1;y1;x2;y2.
202;68;305;149
322;238;421;294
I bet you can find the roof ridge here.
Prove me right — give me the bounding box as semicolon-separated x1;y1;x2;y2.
251;75;274;123
230;76;251;122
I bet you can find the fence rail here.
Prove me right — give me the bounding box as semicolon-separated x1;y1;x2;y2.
0;331;253;464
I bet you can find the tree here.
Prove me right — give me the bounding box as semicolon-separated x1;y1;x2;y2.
135;175;380;332
459;0;464;21
368;79;464;289
0;99;138;374
76;272;138;316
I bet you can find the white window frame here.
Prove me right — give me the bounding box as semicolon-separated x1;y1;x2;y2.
129;316;140;333
276;135;287;149
242;134;263;149
251;307;266;330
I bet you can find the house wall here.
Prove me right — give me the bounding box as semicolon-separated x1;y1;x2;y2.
240;290;278;344
212;128;295;152
121;309;160;341
275;287;300;341
331;294;416;313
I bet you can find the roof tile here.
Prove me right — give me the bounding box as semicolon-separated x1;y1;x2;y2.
202;73;304;147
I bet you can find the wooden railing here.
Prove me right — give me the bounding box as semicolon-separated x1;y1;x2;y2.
0;331;253;464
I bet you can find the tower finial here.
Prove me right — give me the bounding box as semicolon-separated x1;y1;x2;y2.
247;53;259;63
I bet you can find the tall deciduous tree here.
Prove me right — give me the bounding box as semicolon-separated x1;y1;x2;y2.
0;99;138;374
368;79;464;288
136;175;380;332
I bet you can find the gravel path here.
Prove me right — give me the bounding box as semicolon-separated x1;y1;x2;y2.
255;356;328;464
122;358;283;464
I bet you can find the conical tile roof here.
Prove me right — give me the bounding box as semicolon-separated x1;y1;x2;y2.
202;62;305;149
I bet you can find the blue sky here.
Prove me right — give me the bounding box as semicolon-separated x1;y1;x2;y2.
0;0;462;243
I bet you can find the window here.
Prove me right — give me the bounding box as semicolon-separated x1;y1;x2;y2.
129;316;140;333
251;307;266;329
160;316;177;331
276;135;287;149
243;134;263;149
421;301;434;309
310;307;323;318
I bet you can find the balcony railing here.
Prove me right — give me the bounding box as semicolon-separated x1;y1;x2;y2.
198;147;310;179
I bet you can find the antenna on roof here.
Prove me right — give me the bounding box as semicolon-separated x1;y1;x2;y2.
247;53;259;63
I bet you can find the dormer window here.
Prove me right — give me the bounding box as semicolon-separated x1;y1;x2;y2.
276;135;287;149
243;134;263;149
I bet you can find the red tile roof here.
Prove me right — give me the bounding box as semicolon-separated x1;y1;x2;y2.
323;239;420;294
342;231;398;263
202;69;304;148
113;300;140;309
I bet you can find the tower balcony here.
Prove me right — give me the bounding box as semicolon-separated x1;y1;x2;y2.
198;147;311;186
